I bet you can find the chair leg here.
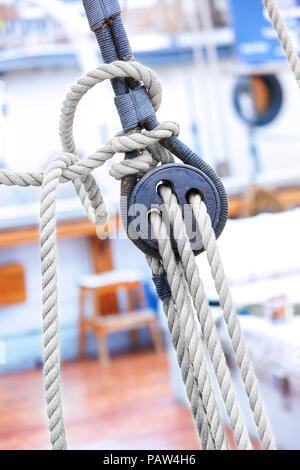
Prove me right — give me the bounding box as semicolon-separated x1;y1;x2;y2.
97;333;110;364
79;324;86;359
78;288;86;358
148;319;163;353
129;329;140;350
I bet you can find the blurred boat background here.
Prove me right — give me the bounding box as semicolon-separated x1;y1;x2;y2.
1;0;300;450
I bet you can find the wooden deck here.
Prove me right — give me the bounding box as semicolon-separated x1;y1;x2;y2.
0;350;261;450
0;351;201;450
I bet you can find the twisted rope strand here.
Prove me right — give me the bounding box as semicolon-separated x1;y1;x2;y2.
149;213;228;450
40;156;74;450
159;185;252;450
263;0;300;88
189;193;276;450
146;256;220;450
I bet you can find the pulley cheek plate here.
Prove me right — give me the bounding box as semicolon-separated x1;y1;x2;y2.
128;164;221;258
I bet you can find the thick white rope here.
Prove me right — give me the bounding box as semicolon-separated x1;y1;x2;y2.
40;155;72;450
146;245;228;450
0;59;275;450
146;256;227;450
189;193;277;450
263;0;300;88
149;189;276;449
158;186;252;450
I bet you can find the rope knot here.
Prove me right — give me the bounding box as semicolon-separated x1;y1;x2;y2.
43;152;108;227
141;121;180;138
109;121;178;180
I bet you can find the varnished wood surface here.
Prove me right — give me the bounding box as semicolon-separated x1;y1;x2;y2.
0;215;120;249
0;352;201;450
228;187;300;218
0;351;260;450
89;237;119;315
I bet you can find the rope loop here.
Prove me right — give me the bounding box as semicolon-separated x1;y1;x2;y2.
59;61;162;155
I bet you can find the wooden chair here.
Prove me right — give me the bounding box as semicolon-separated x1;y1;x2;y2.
78;270;163;363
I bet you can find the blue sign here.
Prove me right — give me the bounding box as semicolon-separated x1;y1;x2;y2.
228;0;300;64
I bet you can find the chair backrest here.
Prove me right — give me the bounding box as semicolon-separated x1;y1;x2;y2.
96;280;145;317
242;184;285;217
